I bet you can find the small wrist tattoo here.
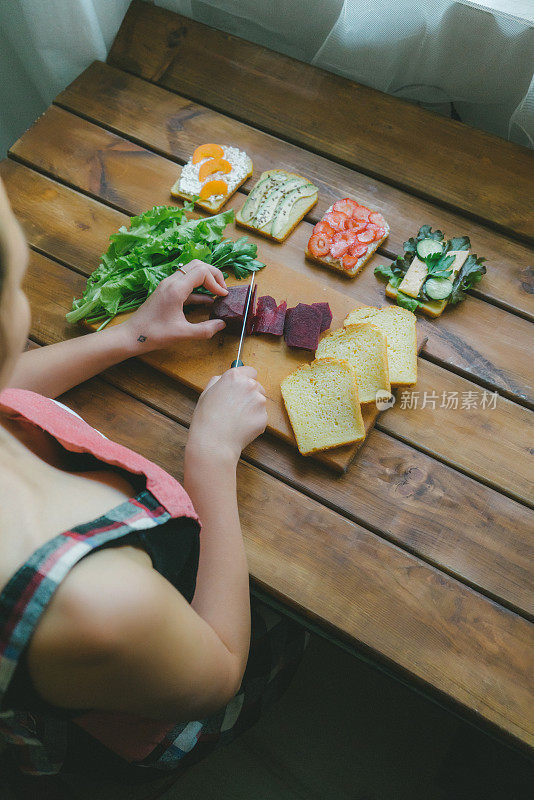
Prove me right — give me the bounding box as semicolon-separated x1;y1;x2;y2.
137;335;147;343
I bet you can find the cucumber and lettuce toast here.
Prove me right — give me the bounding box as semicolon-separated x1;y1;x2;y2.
374;225;486;317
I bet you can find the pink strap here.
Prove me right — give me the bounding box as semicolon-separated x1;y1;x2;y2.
0;389;198;522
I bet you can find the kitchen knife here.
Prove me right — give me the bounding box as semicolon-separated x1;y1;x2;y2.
231;273;255;368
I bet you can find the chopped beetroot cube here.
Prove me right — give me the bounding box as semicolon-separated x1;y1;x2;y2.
259;295;278;313
252;295;287;336
311;302;332;333
284;307;299;340
252;295;275;331
284;307;294;328
283;303;322;350
211;285;256;332
210;286;248;324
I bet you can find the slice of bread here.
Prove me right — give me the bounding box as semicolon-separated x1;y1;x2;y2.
171;156;253;214
236;170;318;242
281;358;365;455
305;203;389;278
343;306;417;386
315;323;390;403
385;283;446;318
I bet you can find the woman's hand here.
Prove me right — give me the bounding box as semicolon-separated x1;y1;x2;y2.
121;261;228;352
187;367;268;465
9;261;229;398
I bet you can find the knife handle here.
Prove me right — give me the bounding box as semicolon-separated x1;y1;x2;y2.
230;359;244;368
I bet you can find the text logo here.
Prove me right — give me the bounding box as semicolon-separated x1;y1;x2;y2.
375;390;396;411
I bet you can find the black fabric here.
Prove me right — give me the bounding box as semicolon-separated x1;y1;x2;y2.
61;449;200;597
60;723;166;782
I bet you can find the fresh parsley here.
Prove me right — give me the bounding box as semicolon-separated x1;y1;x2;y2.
425;252;455;279
66;204;265;329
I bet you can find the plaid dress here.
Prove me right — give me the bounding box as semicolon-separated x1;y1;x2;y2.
0;389;308;778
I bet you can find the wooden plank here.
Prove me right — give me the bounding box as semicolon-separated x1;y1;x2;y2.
54;61;534;321
52;375;534;750
11;105;534;408
3;159;533;504
107;1;534;241
24;249;534;619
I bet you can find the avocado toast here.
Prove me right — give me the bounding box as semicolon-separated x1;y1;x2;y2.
236;170;318;242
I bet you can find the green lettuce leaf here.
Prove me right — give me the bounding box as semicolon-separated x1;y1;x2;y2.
403;225;444;257
447;235;470;252
449;254;486;305
374;255;408;283
374;263;395;282
396;291;422;312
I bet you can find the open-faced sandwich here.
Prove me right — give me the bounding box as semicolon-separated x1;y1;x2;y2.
171;143;253;213
236;170;318;242
374;225;486;317
306;199;389;277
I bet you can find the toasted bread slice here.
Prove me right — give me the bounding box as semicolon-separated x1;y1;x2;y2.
385;284;448;317
306;203;389;277
171;149;253;214
343;306;417;386
281;358;365;455
315;323;390;403
236;170;318;242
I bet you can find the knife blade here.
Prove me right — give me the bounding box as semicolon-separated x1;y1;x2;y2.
231;273;255;368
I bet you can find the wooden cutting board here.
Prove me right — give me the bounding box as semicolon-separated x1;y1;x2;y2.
89;261;419;471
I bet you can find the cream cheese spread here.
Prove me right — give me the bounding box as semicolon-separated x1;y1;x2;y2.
179;146;250;202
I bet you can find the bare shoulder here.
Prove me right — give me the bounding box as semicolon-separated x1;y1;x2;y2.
33;547;163;648
26;546;181;707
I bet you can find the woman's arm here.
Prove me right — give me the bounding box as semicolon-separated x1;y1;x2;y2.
185;439;249;670
10;325;143;398
184;367;268;678
9;262;228;398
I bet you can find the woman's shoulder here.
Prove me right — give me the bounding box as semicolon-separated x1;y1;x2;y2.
25;546;170;710
23;542;242;722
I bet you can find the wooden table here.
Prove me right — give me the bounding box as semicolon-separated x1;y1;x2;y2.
4;0;534;754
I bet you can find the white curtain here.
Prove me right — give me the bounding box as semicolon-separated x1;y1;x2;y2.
1;0;533;157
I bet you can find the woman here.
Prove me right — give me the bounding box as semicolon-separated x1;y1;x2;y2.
0;178;307;783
